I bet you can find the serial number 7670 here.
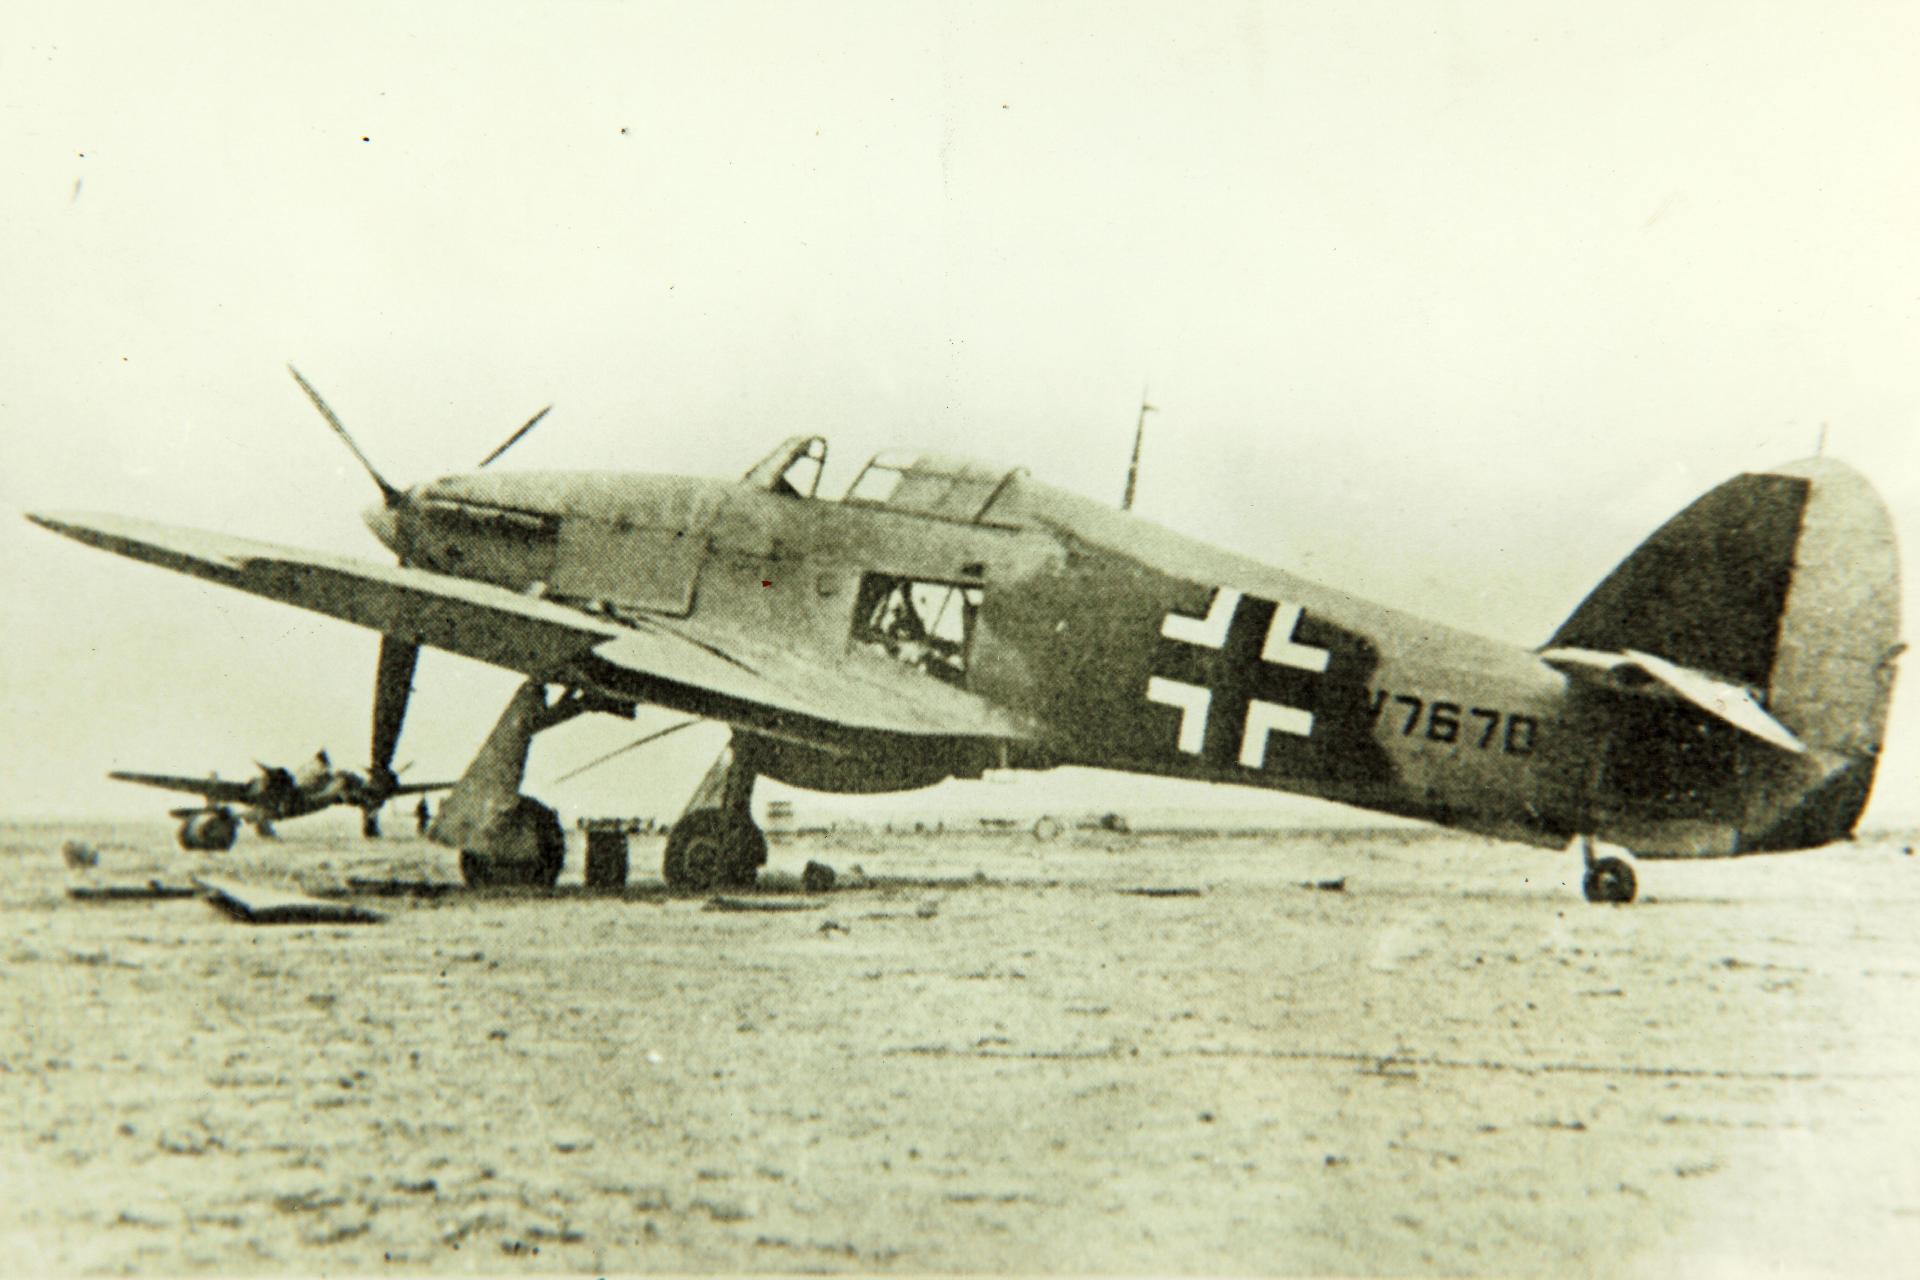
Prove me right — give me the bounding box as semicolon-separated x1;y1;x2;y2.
1366;690;1538;755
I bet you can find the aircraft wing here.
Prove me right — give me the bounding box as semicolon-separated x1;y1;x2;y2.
109;770;255;805
579;615;1037;743
30;511;1035;749
30;510;626;675
387;781;457;796
1539;646;1806;753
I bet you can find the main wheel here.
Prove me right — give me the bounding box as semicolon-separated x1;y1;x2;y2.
662;810;765;892
1583;855;1637;904
458;797;565;890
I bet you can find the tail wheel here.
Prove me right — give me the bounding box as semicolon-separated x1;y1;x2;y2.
1583;856;1637;904
662;810;764;892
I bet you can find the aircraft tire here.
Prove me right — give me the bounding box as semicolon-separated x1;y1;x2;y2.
1582;856;1637;904
457;797;565;890
662;810;764;893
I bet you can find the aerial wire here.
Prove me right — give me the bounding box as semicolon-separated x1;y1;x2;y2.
1121;386;1157;511
549;718;703;786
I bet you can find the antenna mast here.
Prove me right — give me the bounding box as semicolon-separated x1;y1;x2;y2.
1121;389;1157;511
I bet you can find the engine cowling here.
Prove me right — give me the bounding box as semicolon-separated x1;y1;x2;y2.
177;809;239;852
249;766;297;807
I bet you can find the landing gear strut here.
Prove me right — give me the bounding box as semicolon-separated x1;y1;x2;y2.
662;741;766;892
1579;836;1637;904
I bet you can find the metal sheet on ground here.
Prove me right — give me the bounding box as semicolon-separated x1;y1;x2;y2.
67;880;201;901
193;874;383;925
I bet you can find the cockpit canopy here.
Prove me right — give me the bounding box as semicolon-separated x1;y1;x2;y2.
743;436;1025;526
742;435;828;498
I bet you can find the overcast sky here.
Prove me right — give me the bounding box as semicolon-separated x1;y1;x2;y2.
3;1;1915;833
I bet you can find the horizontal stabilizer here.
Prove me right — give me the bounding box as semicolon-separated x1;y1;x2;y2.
1540;646;1807;754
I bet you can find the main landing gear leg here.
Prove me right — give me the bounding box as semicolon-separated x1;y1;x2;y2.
430;680;595;890
1579;835;1638;905
662;738;767;893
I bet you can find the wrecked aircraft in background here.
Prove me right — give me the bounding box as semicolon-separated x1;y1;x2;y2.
113;750;451;850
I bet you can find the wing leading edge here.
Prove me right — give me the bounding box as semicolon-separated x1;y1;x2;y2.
108;770;255;805
29;511;1033;750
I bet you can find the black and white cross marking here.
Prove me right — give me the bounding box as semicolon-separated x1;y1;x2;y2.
1146;587;1330;769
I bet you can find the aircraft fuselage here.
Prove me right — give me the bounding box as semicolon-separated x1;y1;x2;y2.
388;460;1590;851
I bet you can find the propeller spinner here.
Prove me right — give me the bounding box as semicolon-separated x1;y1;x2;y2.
288;366;554;557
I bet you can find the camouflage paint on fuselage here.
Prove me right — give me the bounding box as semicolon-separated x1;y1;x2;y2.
403;451;1590;851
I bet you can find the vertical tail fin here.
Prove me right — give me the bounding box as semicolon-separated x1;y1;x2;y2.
1552;458;1901;851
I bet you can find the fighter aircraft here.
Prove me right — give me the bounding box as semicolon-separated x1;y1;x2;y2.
112;749;453;850
28;370;1902;902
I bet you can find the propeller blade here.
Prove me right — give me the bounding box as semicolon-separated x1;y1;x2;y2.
476;405;553;469
288;365;404;506
371;636;420;790
550;718;701;785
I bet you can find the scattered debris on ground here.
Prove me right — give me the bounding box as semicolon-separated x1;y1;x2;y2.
337;878;460;898
705;896;823;913
194;876;383;925
1119;887;1203;898
67;880;200;902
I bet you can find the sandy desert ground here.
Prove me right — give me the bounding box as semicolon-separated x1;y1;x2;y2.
3;817;1918;1276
